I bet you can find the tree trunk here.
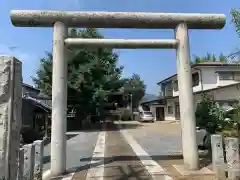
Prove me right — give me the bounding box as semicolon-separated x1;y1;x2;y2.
45;114;49;138
237;123;240;138
75;107;85;129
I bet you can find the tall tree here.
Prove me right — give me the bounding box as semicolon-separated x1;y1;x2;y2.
32;28;125;121
231;9;240;39
123;74;146;110
229;9;240;64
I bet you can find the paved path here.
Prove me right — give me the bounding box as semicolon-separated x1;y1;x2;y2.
48;121;214;180
115;121;182;156
43;131;99;172
71;122;171;180
128;130;182;156
103;123;153;180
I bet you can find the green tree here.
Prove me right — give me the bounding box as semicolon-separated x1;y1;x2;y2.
32;28;125;123
195;94;225;134
231;9;240;39
192;53;227;64
123;74;146;110
229;101;240;137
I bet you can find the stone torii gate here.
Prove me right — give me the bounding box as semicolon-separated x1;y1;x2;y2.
10;10;226;177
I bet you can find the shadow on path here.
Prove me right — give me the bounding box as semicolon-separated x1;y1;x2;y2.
67;153;210;172
43;133;80;164
66;152;211;175
75;121;143;132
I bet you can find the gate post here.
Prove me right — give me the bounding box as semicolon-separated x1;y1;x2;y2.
175;23;199;170
51;21;68;176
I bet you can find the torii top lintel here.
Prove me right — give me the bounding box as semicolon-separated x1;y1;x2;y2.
10;10;226;29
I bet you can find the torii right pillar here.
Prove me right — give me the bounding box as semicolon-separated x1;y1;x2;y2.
175;23;199;170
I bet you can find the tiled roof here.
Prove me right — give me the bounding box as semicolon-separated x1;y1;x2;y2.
23;95;51;112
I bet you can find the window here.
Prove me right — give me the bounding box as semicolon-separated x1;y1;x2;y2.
228;101;236;107
165;83;172;90
219;72;234;80
173;80;178;91
167;106;173;114
234;72;240;81
192;72;199;86
165;83;173;96
218;71;240;81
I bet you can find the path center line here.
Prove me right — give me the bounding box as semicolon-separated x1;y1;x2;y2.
85;130;105;180
116;122;173;180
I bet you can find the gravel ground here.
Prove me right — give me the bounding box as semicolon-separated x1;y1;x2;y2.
124;121;183;156
120;121;215;180
128;129;183;156
43;131;99;172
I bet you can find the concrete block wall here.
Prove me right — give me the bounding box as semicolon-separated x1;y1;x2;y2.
0;56;22;179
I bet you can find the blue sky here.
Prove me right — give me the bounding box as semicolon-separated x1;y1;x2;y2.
0;0;239;95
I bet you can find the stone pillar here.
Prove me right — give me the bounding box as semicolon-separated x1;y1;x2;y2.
211;135;226;180
51;21;68;176
23;144;35;180
175;23;199;170
225;137;240;180
0;56;22;180
17;148;24;180
33;140;44;180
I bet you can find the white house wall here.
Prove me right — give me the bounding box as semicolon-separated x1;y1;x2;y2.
149;104;164;120
213;84;240;101
200;66;240;90
216;67;240;87
163;84;240;121
150;105;156;118
201;67;217;90
173;70;202;97
164;99;177;121
171;66;240;97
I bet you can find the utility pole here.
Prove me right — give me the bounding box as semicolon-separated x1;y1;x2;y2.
130;93;133;120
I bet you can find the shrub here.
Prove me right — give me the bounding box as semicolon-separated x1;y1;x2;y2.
229;100;240;137
119;108;132;121
195;94;225;133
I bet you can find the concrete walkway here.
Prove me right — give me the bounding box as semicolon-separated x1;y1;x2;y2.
48;121;215;180
70;122;171;180
43;131;99;175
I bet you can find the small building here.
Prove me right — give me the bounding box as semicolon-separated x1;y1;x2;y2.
21;84;51;137
143;62;240;121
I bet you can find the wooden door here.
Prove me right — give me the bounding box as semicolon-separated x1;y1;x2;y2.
156;107;164;121
175;102;180;120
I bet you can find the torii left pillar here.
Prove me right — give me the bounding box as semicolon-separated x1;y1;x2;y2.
51;21;68;176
